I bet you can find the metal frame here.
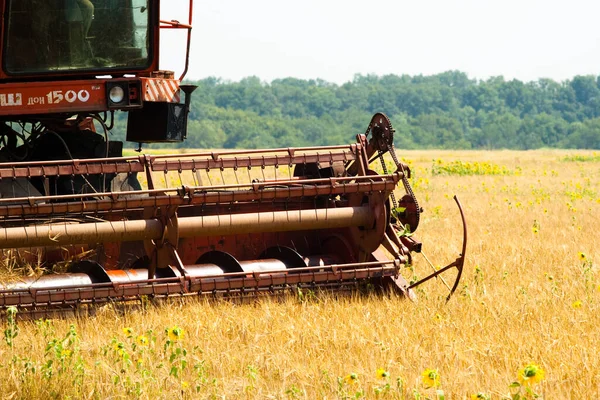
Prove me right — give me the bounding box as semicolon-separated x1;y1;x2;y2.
160;0;193;80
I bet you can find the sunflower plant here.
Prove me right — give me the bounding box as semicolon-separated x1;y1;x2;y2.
420;369;445;400
421;368;440;388
37;324;86;391
510;363;545;399
164;326;188;379
373;368;391;396
4;306;18;349
336;372;364;399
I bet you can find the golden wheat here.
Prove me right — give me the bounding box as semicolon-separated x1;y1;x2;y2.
0;149;598;399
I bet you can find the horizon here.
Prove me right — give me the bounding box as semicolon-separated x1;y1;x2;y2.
160;0;600;86
178;70;598;86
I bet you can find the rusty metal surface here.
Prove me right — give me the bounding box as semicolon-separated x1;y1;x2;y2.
0;118;466;310
0;207;373;249
0;173;401;217
0;161;145;179
0;144;360;179
0;260;400;308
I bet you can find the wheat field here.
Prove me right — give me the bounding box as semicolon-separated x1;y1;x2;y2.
0;149;599;399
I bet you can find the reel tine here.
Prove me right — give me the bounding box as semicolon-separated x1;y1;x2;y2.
420;252;452;292
233;157;240;185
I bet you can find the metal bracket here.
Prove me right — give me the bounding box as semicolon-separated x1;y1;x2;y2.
144;205;182;280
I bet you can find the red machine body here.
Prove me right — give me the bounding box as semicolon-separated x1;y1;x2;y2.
0;0;192;122
0;1;467;313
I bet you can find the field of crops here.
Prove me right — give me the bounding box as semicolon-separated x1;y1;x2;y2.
0;149;598;399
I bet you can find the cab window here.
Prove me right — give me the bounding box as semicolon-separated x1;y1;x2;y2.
4;0;152;74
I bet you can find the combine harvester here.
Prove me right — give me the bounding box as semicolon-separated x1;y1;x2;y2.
0;0;466;313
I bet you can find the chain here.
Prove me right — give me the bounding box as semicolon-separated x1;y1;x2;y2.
378;149;397;208
366;113;421;228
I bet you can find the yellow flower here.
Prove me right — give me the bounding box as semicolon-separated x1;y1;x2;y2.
518;364;545;387
181;381;190;390
113;341;125;351
136;335;149;346
572;300;583;309
578;252;587;261
421;368;440;388
167;326;185;342
376;368;389;379
532;227;539;234
471;394;489;400
343;373;359;385
60;349;72;358
122;327;133;337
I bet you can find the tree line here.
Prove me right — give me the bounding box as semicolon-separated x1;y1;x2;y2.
113;71;600;150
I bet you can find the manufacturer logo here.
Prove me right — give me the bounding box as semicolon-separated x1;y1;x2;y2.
0;93;23;107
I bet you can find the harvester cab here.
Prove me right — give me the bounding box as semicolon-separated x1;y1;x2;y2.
0;0;466;313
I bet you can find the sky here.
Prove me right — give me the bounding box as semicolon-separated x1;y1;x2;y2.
159;0;600;85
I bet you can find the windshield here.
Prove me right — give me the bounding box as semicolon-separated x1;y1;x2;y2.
4;0;151;74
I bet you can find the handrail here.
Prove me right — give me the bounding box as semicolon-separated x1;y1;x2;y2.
159;0;194;80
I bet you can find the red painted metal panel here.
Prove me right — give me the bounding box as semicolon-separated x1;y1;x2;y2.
0;79;106;116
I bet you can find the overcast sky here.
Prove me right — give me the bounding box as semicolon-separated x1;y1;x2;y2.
159;0;600;84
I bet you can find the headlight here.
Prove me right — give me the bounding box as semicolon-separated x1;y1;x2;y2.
109;86;125;104
106;80;142;110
